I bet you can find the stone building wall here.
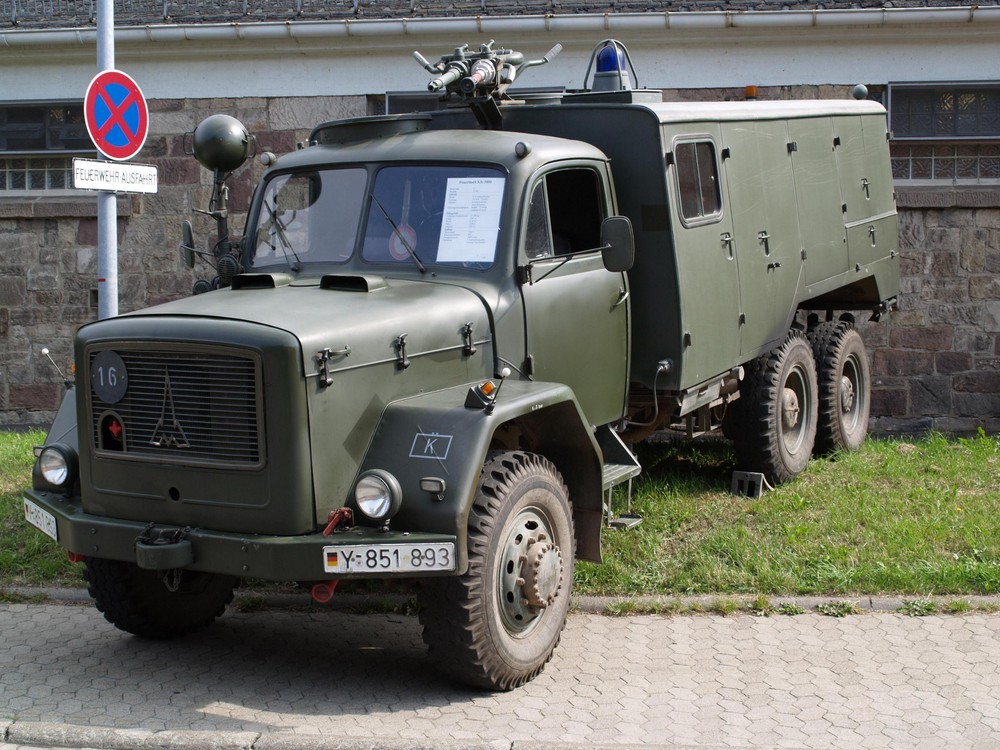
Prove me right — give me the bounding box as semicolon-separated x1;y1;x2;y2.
2;88;999;434
865;192;1000;435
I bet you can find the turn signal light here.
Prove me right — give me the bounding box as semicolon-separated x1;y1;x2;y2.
465;379;498;409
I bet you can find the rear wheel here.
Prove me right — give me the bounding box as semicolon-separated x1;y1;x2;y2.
418;451;574;691
734;330;818;485
84;558;236;639
810;321;870;454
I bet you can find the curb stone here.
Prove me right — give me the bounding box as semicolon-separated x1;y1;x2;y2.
2;721;737;750
5;723;260;750
5;586;1000;616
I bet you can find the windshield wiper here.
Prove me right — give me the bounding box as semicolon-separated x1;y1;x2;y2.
263;199;303;272
370;194;426;274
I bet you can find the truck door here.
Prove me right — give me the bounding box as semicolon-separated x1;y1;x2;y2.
518;165;629;428
722;121;803;360
666;131;742;386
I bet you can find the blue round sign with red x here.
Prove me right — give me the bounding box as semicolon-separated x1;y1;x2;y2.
84;69;149;161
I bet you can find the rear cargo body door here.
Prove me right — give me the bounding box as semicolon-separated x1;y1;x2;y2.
518;163;629;427
849;114;898;270
665;128;741;385
721;120;803;360
788;117;846;288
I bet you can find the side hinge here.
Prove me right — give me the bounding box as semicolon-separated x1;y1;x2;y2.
787;141;798;154
721;147;731;160
524;354;535;377
664;151;675;167
517;265;532;285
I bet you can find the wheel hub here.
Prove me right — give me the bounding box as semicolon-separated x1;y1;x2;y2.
520;534;564;609
839;375;855;413
498;513;564;634
781;388;801;431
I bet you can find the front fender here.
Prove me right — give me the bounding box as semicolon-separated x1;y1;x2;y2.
32;386;80;496
353;380;603;573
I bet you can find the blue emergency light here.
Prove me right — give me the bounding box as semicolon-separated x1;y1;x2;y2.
585;39;637;92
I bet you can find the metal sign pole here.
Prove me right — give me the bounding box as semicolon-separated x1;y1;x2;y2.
96;0;118;319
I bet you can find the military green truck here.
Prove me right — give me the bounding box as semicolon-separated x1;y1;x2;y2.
24;40;898;691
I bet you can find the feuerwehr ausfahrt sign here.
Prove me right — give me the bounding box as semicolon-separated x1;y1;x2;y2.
76;69;158;194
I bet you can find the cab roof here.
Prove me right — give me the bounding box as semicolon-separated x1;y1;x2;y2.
269;117;608;174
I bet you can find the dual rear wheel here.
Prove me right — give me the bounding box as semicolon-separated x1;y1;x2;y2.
731;322;870;485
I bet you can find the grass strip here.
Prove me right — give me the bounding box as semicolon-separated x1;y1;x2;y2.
2;429;998;596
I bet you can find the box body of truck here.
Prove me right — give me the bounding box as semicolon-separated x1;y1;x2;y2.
505;97;898;411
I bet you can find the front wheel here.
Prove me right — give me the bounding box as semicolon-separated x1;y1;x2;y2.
418;451;575;691
734;330;818;485
84;558;236;639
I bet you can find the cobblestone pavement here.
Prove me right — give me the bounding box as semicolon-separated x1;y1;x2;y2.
2;600;1000;749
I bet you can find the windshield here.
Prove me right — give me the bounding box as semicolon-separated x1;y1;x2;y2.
250;168;367;270
360;165;505;271
250;164;506;272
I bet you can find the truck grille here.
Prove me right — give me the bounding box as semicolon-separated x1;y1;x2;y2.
88;347;263;468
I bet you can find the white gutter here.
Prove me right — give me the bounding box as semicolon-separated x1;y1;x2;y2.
3;5;1000;47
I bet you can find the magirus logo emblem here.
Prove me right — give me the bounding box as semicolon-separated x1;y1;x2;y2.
150;370;190;449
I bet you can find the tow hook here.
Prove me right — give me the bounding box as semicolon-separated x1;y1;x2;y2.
322;507;354;536
134;525;194;570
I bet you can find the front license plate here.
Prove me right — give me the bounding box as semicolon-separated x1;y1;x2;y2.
323;543;455;574
24;498;58;541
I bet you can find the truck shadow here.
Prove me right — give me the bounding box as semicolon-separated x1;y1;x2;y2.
631;435;736;492
87;607;483;726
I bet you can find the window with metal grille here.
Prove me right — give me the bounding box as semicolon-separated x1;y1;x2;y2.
0;102;92;193
888;83;1000;183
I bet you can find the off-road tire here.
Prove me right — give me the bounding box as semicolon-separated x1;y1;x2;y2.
809;321;871;455
84;557;236;639
733;330;818;485
417;451;574;691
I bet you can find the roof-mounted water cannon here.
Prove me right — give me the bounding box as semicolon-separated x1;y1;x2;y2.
413;40;562;128
181;114;253;293
583;39;638;92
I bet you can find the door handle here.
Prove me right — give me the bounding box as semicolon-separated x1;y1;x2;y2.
721;232;734;259
758;230;771;256
613;287;629;309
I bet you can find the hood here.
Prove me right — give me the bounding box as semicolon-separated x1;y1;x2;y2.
126;273;493;378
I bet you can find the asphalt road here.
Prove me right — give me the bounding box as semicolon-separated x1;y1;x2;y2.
2;595;1000;749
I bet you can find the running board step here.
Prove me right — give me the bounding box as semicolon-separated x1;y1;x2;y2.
597;425;642;529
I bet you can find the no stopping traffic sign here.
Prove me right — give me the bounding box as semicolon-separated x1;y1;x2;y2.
84;69;149;161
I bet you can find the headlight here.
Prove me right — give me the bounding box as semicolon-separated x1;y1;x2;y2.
38;444;77;489
354;470;402;522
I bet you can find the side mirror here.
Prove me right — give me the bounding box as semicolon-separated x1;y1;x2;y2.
181;220;195;269
600;216;634;272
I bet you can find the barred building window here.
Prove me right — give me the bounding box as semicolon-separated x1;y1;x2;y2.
0;103;91;193
888;84;1000;183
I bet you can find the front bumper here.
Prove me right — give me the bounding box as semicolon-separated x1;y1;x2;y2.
24;489;458;581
